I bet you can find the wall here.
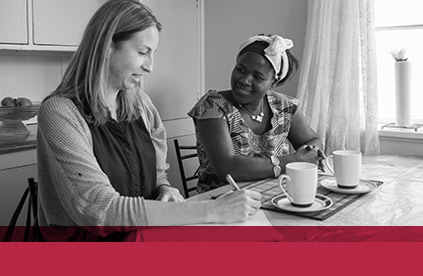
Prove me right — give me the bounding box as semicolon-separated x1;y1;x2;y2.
0;53;70;102
142;0;199;193
204;0;308;97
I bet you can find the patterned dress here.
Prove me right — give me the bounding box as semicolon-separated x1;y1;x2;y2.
188;89;299;192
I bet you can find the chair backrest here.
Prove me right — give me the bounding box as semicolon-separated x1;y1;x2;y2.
2;178;43;242
173;139;199;198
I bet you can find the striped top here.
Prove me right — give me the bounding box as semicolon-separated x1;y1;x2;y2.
188;90;299;192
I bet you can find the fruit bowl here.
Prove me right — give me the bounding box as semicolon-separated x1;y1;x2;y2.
0;103;40;143
0;103;40;121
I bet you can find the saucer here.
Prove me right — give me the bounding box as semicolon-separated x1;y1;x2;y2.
271;194;333;213
320;178;377;194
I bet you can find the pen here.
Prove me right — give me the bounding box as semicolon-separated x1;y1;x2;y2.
225;174;240;191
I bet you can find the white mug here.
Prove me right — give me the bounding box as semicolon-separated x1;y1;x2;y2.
325;150;362;188
278;162;317;207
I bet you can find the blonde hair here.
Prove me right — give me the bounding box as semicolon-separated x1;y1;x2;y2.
51;0;162;124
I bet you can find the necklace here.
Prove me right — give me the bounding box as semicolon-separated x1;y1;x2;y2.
239;101;264;123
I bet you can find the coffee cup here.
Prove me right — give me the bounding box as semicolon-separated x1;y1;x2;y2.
278;162;318;207
325;150;362;189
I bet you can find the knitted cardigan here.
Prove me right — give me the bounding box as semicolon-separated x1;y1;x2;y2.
37;93;170;238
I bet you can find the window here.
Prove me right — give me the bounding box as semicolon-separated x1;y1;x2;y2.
375;0;423;124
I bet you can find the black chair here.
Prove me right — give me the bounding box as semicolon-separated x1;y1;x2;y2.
173;139;200;198
2;178;44;242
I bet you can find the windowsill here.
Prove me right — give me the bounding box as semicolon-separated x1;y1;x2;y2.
378;123;423;140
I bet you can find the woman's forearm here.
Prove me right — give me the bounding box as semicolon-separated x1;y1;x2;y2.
212;155;288;182
144;200;214;226
144;189;262;226
212;148;322;182
104;196;213;226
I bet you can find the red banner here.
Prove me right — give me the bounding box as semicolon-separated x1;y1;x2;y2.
0;242;422;275
2;226;423;242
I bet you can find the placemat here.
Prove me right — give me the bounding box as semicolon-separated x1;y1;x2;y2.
238;177;384;221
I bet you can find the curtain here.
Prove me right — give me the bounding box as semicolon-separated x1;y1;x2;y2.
297;0;380;155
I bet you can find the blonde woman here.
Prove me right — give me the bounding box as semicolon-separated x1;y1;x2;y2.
37;0;261;241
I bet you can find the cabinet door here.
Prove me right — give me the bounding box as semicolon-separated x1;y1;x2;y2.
32;0;106;46
0;0;28;44
0;165;37;226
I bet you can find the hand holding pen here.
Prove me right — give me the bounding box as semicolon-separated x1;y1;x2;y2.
211;174;240;199
206;174;262;222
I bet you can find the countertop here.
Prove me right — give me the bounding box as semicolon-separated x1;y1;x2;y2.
0;124;37;154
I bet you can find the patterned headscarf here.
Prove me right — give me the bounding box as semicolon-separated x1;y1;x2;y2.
238;35;294;81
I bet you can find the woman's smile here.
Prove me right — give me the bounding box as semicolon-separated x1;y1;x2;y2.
230;52;275;105
132;73;144;83
234;83;252;96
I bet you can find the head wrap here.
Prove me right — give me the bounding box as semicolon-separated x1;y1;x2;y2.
238;35;294;81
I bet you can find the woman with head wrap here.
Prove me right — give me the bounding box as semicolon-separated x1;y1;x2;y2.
188;34;323;192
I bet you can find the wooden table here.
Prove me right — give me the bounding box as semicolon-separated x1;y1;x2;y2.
192;155;423;226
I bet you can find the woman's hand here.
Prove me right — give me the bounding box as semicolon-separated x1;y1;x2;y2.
294;144;321;165
287;112;324;168
156;185;185;202
210;189;262;223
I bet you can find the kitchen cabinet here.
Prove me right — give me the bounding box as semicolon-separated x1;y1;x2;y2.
0;0;106;52
0;149;37;226
0;0;28;45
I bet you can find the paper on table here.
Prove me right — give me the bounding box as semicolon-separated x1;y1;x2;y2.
188;210;271;226
140;210;281;241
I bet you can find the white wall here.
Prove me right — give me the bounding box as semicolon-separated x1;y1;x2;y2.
0;53;71;102
141;0;199;194
143;0;200;121
204;0;308;97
